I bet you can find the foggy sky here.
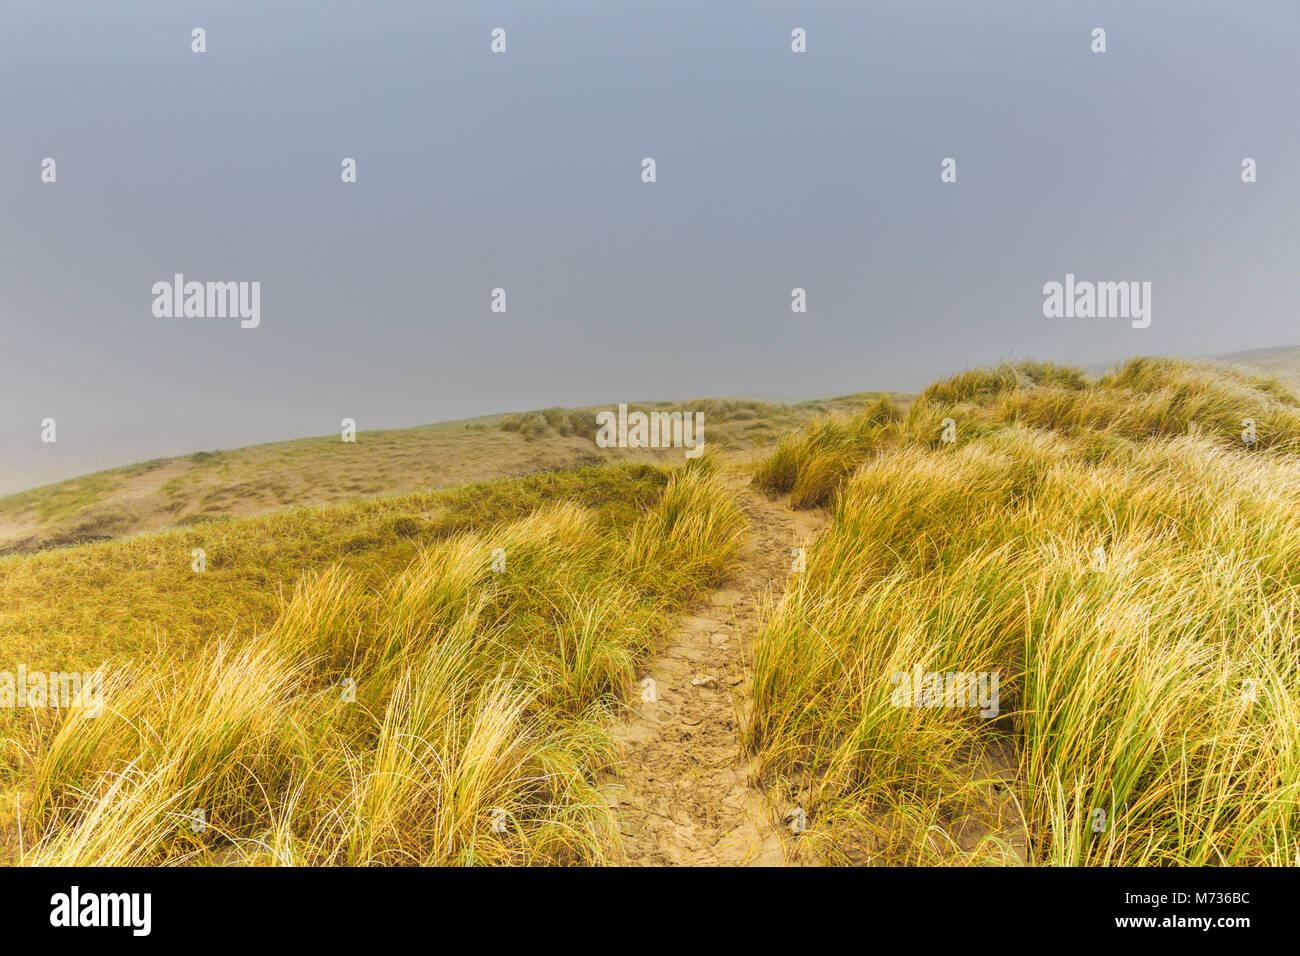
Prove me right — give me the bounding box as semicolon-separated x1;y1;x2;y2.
2;0;1297;493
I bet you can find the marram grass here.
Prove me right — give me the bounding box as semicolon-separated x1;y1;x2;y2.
747;358;1300;865
4;465;743;865
7;356;1299;867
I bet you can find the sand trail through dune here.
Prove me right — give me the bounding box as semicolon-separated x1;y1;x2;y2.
601;476;826;866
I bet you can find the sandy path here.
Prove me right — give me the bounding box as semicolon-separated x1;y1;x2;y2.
601;477;826;865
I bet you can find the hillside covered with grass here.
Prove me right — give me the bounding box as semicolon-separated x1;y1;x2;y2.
0;393;891;557
749;358;1300;865
2;458;742;864
4;356;1299;867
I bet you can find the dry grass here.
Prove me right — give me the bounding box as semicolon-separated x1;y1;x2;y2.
1;393;893;555
10;354;1295;868
3;463;744;865
747;358;1300;865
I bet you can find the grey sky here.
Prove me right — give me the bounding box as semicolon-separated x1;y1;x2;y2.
2;0;1298;494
